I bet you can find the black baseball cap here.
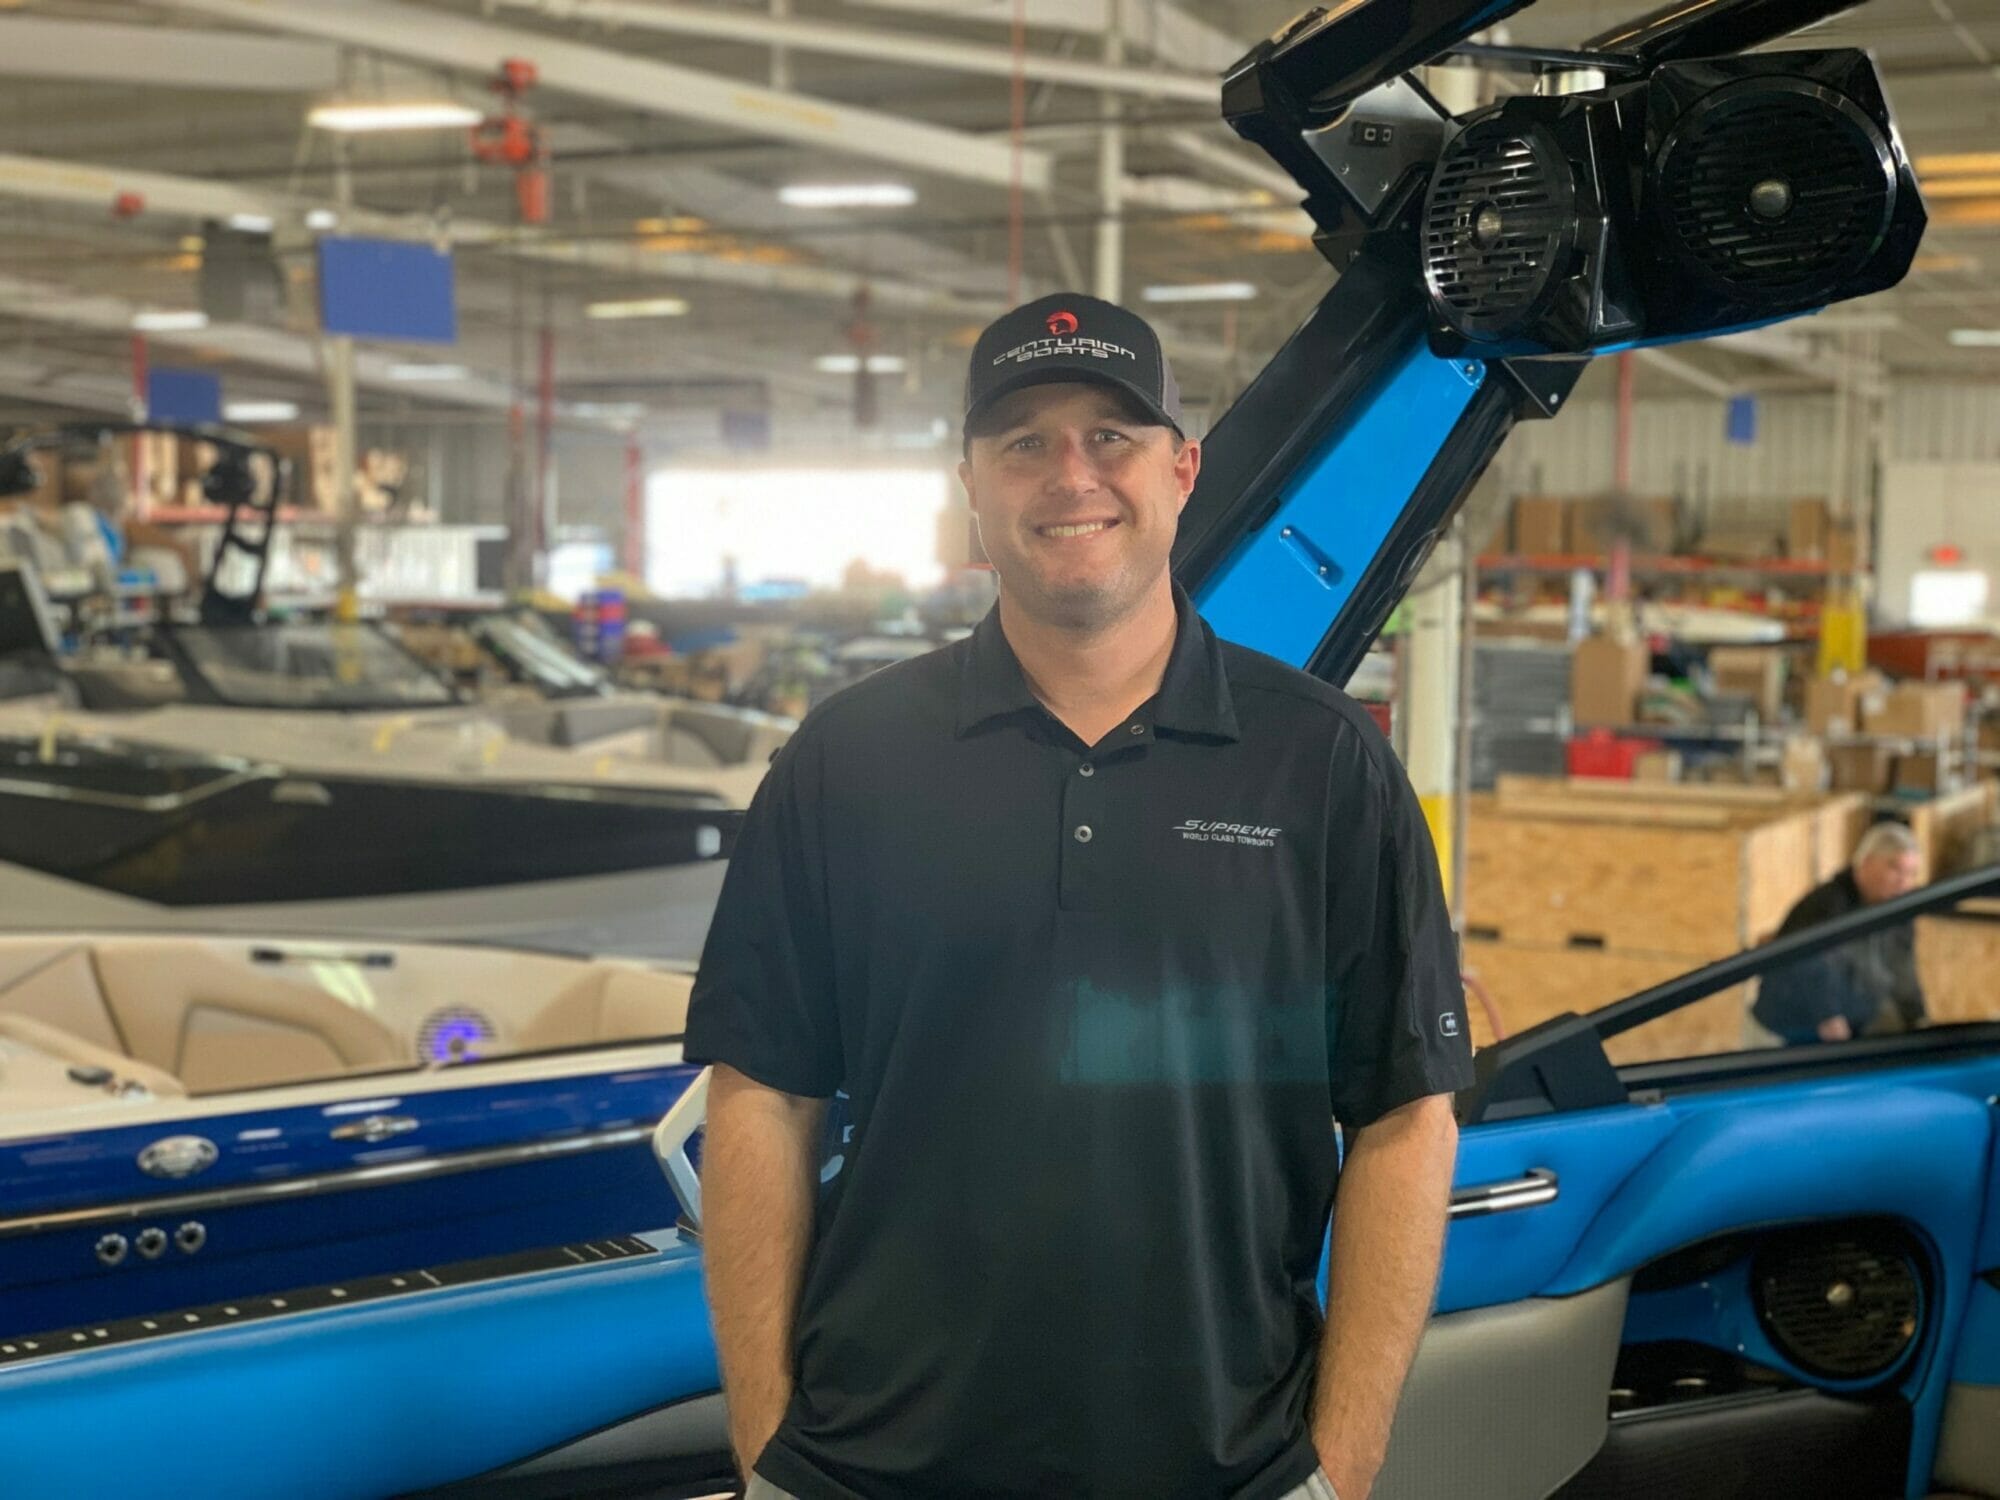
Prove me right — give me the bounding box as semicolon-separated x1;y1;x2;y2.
964;292;1183;438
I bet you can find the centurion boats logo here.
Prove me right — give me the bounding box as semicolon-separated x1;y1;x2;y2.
995;309;1137;369
1174;818;1281;848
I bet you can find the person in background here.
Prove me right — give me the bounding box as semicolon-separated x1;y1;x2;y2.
1752;821;1926;1046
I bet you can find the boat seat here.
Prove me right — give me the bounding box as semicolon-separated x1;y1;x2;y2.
0;1013;185;1098
90;941;403;1095
0;945;128;1053
515;964;693;1052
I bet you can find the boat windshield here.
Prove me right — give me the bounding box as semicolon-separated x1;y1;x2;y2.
473;612;610;697
170;623;459;710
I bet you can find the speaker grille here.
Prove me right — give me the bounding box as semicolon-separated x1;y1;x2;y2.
1656;80;1895;299
417;1005;499;1065
1422;122;1576;341
1755;1227;1922;1383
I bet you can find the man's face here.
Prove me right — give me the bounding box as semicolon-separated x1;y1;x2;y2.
1855;849;1921;904
959;382;1200;631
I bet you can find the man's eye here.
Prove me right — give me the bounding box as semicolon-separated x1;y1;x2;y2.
1007;434;1041;452
1094;429;1129;444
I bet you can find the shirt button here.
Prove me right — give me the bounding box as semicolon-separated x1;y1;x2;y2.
1079;763;1095;777
1074;824;1093;844
1129;724;1144;735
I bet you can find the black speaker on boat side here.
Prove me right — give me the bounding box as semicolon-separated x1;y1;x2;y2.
1419;49;1924;357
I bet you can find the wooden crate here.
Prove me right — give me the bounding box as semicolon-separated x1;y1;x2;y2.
1461;940;1751;1066
1917;912;2000;1027
1905;781;1998;883
1466;778;1828;957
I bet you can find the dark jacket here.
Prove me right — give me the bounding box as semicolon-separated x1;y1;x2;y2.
1751;869;1926;1043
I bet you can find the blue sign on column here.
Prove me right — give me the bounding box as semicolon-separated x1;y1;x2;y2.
147;367;223;425
317;237;458;344
1726;394;1758;445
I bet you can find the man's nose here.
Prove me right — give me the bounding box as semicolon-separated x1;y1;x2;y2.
1045;435;1100;494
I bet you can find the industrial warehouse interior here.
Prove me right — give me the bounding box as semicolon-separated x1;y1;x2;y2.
2;0;2000;1497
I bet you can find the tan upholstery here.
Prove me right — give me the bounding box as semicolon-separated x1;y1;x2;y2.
0;1013;186;1097
91;941;402;1094
0;946;126;1052
516;965;693;1052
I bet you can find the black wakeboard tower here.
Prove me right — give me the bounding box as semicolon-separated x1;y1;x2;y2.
1174;0;1921;685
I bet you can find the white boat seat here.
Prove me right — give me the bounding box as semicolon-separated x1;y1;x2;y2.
0;945;127;1053
0;1013;185;1098
90;941;403;1095
515;964;693;1052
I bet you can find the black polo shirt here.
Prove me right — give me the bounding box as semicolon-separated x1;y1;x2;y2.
685;588;1473;1500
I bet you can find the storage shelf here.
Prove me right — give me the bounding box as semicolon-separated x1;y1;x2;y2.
1479;553;1834;577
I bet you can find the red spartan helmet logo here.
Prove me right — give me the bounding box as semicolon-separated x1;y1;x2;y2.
1046;309;1079;336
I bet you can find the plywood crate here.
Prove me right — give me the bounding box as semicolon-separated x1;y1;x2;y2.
1906;781;1998;883
1918;908;2000;1027
1466;777;1830;957
1461;940;1751;1066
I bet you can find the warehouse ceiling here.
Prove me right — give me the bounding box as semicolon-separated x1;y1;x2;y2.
0;0;1996;449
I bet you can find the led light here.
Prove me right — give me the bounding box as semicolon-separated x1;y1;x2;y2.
305;208;339;232
225;212;275;234
586;296;690;320
307;100;483;134
224;400;301;423
814;354;906;374
1947;329;2000;347
131;310;209;332
388;362;470;381
778;182;916;209
1140;282;1259;303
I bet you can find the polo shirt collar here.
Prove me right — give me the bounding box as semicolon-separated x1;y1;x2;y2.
954;583;1240;743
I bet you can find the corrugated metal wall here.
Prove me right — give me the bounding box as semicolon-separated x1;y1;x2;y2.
1494;382;2000;518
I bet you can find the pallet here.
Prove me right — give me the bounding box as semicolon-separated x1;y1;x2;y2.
1466;781;1834;958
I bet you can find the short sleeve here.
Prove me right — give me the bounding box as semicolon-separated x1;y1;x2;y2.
683;728;843;1097
1325;734;1475;1128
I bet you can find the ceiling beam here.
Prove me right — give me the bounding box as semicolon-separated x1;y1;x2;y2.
0;16;341;93
839;0;1244;71
140;0;1050;192
488;0;1220;104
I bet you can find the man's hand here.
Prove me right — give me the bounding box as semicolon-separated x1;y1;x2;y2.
1311;1093;1459;1500
702;1065;828;1475
1817;1015;1853;1043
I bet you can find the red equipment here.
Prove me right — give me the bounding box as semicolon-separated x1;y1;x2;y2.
470;58;550;225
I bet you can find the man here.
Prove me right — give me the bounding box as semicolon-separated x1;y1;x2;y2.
687;293;1473;1500
1752;820;1926;1046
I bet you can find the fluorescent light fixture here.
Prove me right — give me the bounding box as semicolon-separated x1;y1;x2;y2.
1141;281;1259;303
131;310;209;332
308;100;483;134
1917;152;2000;176
587;296;690;320
225;212;275;234
305;208;339;232
1910;568;1989;628
779;182;916;209
1948;329;2000;347
388;362;470;381
814;354;906;374
224;400;301;423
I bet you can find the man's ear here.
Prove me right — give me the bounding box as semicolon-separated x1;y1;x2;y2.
1174;440;1201;513
958;457;977;514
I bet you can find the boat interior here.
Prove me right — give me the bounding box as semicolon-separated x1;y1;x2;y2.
0;934;693;1113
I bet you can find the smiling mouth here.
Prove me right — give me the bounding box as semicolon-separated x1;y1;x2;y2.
1035;520;1118;539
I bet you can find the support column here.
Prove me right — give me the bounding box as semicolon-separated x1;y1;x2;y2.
325;135;360;617
1092;19;1124;303
1403;525;1468;910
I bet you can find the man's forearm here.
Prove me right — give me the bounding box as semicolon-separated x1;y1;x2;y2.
702;1064;828;1474
1311;1094;1458;1500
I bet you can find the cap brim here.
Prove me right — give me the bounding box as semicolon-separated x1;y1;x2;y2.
964;364;1180;437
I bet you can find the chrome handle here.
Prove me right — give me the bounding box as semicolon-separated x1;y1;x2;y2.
330;1114;418;1144
1449;1168;1558;1219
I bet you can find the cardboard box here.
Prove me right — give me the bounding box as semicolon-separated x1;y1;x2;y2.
1634;749;1684;782
1805;671;1887;736
1709;646;1786;721
1864;682;1966;741
1787;498;1830;559
1782;736;1828;792
1828;522;1865;574
1568;496;1680;555
1572;635;1651;728
1892;751;1945;796
1828;742;1895;794
1700;522;1783;561
1512;497;1567;556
